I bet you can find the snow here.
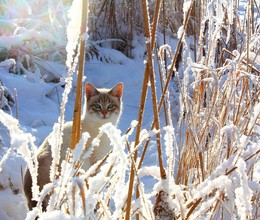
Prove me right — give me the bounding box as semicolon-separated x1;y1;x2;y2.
183;1;192;13
0;188;27;220
66;0;82;69
177;26;184;39
0;41;154;219
235;159;253;219
33;210;74;220
0;30;59;50
0;0;259;219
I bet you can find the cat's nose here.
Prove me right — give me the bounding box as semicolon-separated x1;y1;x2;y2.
102;112;107;117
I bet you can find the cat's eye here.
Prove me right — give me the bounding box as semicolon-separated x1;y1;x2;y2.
107;104;114;110
93;104;101;110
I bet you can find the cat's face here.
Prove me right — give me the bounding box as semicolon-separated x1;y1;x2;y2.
85;82;123;122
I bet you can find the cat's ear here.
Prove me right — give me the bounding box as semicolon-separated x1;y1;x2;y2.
85;83;99;99
109;82;123;98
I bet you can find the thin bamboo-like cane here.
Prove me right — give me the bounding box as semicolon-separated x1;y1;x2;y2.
139;0;168;218
137;0;195;169
125;0;162;219
70;0;88;150
53;0;89;210
147;18;166;182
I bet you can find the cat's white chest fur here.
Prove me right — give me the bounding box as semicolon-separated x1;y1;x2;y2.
59;82;123;171
80;113;119;169
58;118;116;171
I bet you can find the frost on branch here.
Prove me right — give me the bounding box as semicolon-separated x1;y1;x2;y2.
234;159;253;219
66;0;83;70
0;110;39;200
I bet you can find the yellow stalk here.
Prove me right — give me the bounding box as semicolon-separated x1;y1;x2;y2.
125;0;162;219
70;0;88;150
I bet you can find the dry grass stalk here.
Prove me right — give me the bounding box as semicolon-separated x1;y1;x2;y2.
124;34;149;220
125;0;162;219
168;2;260;216
177;51;259;219
71;179;86;216
137;1;169;219
158;0;195;112
70;0;89;150
218;48;260;75
50;0;89;212
137;0;195;170
154;1;196;218
71;183;76;215
156;44;169;126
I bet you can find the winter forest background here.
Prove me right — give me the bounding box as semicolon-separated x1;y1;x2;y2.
0;0;259;219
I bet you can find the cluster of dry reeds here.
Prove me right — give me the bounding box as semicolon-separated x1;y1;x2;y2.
1;0;257;219
87;0;188;57
57;0;259;219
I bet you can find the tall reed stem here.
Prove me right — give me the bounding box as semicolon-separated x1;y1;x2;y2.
125;0;162;219
70;0;88;150
137;0;195;169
